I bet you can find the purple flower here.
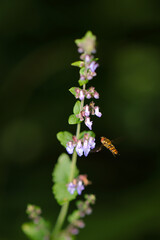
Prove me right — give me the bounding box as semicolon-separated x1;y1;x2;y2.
76;140;83;157
70;227;79;235
94;91;99;99
85;117;93;130
67;182;76;195
74;220;85;228
79;90;85;100
86;207;92;215
75;88;80;99
95;106;102;117
89;61;99;73
78;47;83;53
85;54;92;63
80;75;85;80
66;141;74;154
77;181;85;195
89;86;95;93
86;92;92;99
87;74;93;80
83;139;90;157
88;137;96;149
84;105;90;117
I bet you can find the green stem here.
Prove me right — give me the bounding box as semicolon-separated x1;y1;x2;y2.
52;84;86;239
52;202;69;239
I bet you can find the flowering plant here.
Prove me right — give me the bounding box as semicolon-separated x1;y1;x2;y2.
22;31;101;240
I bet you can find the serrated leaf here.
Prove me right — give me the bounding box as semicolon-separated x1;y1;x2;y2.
78;79;88;86
73;101;81;115
79;131;96;139
68;210;80;223
71;61;84;67
69;87;77;96
68;114;81;125
22;219;50;240
52;153;79;205
57;131;73;148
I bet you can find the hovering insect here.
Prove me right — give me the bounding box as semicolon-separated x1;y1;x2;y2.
93;136;119;156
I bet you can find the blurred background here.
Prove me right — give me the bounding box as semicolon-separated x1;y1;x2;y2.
0;0;160;239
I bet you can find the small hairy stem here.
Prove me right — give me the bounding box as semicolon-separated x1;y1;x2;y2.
52;85;86;239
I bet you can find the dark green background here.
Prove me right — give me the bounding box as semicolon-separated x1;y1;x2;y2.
0;0;160;239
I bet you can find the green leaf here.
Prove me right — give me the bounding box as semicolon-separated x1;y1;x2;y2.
79;67;85;75
69;87;77;96
53;183;77;205
22;219;50;240
68;210;80;223
73;101;81;115
59;233;75;240
57;131;73;148
68;114;81;125
53;153;77;183
78;79;88;86
52;153;79;205
79;131;96;139
85;30;94;38
71;61;84;67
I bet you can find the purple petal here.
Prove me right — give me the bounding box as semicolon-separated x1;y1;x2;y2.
66;141;74;154
94;91;99;99
88;137;96;149
84;105;90;117
89;61;99;72
85;55;91;63
67;182;76;195
86;93;92;99
76;140;83;157
83;140;90;157
77;181;85;195
85;117;93;130
79;90;85;100
95;106;102;117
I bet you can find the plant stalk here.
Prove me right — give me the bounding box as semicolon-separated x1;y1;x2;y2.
52;85;86;239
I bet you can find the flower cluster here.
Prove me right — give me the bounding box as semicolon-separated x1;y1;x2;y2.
26;204;50;240
76;101;102;130
62;194;96;239
75;31;96;55
75;86;99;100
26;204;42;224
67;175;91;195
66;134;96;157
79;56;99;81
67;180;84;195
77;194;96;217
